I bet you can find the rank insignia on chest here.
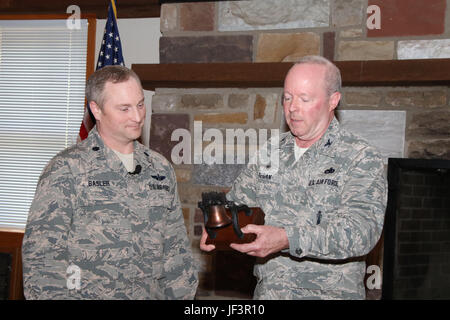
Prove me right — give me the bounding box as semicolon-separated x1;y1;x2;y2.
151;174;166;181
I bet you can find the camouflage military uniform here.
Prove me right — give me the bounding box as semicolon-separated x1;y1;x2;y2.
22;128;198;299
227;117;387;299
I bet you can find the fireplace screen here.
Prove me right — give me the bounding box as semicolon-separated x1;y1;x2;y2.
383;158;450;299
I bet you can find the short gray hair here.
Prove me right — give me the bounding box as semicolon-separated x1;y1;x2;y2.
85;65;142;108
293;55;342;97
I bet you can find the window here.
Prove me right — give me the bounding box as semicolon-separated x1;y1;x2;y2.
0;18;90;229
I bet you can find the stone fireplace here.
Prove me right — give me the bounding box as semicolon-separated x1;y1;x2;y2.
134;0;450;299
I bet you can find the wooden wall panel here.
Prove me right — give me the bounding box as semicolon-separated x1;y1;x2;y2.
0;231;24;300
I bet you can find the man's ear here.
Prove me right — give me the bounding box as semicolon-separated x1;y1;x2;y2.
328;92;341;112
89;101;102;121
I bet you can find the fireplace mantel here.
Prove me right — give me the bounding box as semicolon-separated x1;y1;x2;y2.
132;59;450;91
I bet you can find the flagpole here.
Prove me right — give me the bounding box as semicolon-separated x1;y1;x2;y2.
111;0;118;20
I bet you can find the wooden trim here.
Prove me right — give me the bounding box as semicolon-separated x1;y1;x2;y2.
337;59;450;86
84;16;96;114
0;231;24;300
0;1;161;18
132;62;290;90
132;59;450;91
86;15;97;80
0;13;96;20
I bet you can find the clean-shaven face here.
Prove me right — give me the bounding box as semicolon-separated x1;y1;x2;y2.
95;77;145;145
283;63;338;147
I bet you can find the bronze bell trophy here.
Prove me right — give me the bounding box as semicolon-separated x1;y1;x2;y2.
198;192;265;250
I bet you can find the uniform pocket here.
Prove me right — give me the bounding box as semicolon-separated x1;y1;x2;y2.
286;267;344;291
79;200;125;225
147;192;172;208
71;200;131;258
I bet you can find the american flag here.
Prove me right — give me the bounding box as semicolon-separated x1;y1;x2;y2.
78;0;125;140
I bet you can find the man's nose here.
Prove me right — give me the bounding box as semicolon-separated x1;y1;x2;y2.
289;97;301;112
130;106;145;122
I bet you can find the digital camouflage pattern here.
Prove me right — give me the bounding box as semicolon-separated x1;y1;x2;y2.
22;128;198;299
227;117;387;299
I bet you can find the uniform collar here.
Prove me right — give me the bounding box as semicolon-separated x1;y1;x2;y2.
312;116;341;157
85;127;152;174
281;116;341;159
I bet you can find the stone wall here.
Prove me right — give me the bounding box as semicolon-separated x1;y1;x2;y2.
152;0;450;299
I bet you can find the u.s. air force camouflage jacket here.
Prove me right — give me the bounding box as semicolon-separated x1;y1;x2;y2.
22;127;198;299
227;117;387;299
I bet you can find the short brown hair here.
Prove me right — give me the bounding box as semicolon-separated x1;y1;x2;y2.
85;65;142;107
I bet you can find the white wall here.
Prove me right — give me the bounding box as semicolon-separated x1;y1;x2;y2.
95;17;161;147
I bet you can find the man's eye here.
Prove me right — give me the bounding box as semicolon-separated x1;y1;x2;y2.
121;107;129;111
